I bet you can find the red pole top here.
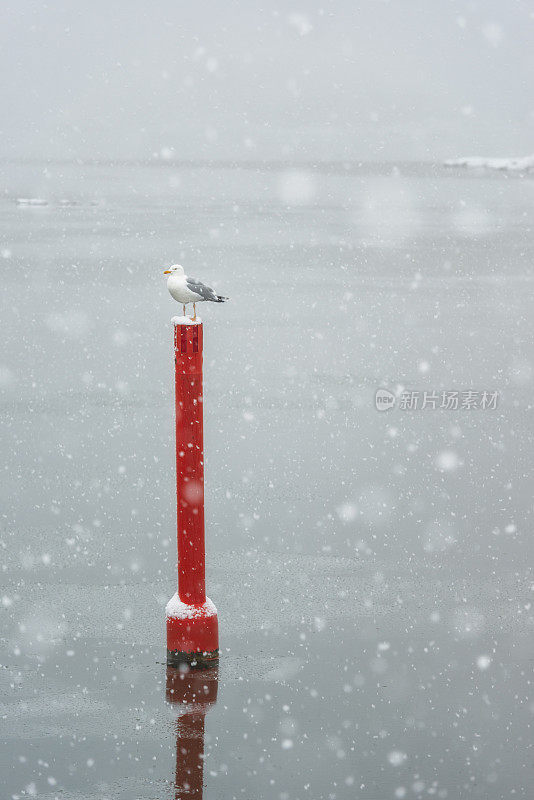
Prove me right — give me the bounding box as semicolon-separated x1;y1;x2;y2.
173;320;203;375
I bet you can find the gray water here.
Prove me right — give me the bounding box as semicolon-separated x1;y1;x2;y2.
1;159;533;799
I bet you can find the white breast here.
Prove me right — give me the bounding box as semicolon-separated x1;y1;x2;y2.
167;275;202;303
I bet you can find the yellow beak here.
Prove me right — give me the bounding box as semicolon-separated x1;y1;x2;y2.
163;270;171;274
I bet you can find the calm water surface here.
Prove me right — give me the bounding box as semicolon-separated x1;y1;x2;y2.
1;159;533;799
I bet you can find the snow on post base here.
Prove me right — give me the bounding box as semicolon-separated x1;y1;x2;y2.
165;592;217;620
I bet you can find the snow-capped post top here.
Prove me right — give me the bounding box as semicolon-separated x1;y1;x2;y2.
171;315;202;326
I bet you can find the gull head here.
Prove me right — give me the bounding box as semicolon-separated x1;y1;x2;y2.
163;264;184;276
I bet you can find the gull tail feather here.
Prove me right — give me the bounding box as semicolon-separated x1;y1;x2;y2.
214;295;229;302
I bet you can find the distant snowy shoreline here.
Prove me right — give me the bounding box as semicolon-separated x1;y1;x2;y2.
444;154;534;172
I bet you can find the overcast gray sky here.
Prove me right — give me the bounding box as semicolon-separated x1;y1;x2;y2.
2;0;533;162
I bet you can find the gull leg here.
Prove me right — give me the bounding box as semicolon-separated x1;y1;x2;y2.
183;304;186;316
192;303;197;321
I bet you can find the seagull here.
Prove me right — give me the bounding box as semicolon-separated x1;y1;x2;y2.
163;264;228;320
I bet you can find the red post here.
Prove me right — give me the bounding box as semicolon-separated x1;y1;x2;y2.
166;318;219;666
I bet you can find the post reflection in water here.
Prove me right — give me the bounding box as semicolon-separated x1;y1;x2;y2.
166;665;219;799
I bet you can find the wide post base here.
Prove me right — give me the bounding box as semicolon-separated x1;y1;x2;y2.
166;593;219;668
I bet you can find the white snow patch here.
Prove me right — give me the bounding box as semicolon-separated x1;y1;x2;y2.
171;315;202;326
445;154;534;172
505;523;517;534
435;450;460;472
16;198;47;206
477;654;492;671
165;593;217;620
281;738;294;749
388;750;407;766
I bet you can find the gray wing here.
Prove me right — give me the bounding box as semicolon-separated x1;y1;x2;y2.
186;277;219;301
